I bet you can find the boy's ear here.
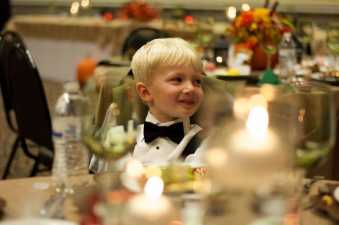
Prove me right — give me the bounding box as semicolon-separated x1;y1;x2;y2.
135;82;153;104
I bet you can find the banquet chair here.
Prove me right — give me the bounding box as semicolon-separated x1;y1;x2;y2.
0;31;54;179
0;31;27;132
121;27;169;60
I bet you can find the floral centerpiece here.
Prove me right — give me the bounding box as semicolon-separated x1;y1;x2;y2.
117;0;159;22
228;1;293;70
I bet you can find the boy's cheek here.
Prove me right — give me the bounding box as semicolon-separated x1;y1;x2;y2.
198;91;204;104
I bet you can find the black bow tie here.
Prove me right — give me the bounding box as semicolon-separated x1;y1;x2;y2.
144;121;185;144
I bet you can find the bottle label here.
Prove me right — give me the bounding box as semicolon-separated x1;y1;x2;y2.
53;116;81;143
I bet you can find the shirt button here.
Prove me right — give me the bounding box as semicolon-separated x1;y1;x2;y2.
156;146;160;150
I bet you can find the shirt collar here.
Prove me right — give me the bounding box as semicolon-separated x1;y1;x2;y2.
145;111;182;126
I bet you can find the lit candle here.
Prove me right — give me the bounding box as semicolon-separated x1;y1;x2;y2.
207;102;289;190
232;94;276;155
233;106;290;187
123;176;177;225
205;91;292;194
233;105;277;155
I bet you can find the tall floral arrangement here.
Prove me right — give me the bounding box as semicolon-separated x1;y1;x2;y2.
228;1;293;51
117;0;159;22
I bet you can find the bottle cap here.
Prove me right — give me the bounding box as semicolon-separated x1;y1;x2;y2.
63;81;80;93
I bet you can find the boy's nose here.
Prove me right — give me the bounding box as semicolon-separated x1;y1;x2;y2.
182;81;194;93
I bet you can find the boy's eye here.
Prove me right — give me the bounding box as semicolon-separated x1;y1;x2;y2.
194;79;202;86
171;77;182;83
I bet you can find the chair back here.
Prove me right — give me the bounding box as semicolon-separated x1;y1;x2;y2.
0;31;54;151
0;31;27;131
121;27;169;60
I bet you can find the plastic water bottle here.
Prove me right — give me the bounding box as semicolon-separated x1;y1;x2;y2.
278;32;297;82
52;81;89;191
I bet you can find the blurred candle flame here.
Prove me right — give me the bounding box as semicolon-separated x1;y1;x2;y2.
232;95;274;155
246;106;269;140
241;3;251;11
226;6;237;20
216;56;223;64
144;176;164;200
70;1;80;15
81;0;90;8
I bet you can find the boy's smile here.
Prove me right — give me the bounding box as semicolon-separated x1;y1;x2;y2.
137;65;204;123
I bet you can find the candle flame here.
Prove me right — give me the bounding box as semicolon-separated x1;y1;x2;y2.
246;106;269;140
81;0;90;8
144;176;164;200
241;3;251;11
227;6;237;20
70;1;80;15
216;56;223;63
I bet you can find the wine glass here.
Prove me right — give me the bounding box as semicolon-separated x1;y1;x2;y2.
289;80;336;177
81;75;141;175
262;42;278;70
326;24;339;71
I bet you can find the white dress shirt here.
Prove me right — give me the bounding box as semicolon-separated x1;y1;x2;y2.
132;112;204;166
89;112;205;173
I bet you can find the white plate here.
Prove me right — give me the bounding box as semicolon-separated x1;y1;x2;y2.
0;218;77;225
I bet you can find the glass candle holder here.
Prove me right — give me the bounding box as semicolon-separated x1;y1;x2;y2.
202;85;299;225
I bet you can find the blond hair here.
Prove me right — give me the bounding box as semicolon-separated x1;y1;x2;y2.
131;38;203;84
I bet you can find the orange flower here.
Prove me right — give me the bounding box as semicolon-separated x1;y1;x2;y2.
239;11;254;27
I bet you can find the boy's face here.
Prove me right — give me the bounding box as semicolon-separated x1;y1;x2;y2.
137;65;204;122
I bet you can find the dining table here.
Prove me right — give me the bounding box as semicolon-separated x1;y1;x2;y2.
0;175;338;225
0;175;94;222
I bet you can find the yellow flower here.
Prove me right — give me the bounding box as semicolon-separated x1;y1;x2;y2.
250;23;257;31
253;8;269;21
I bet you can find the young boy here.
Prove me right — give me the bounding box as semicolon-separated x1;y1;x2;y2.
130;37;205;166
